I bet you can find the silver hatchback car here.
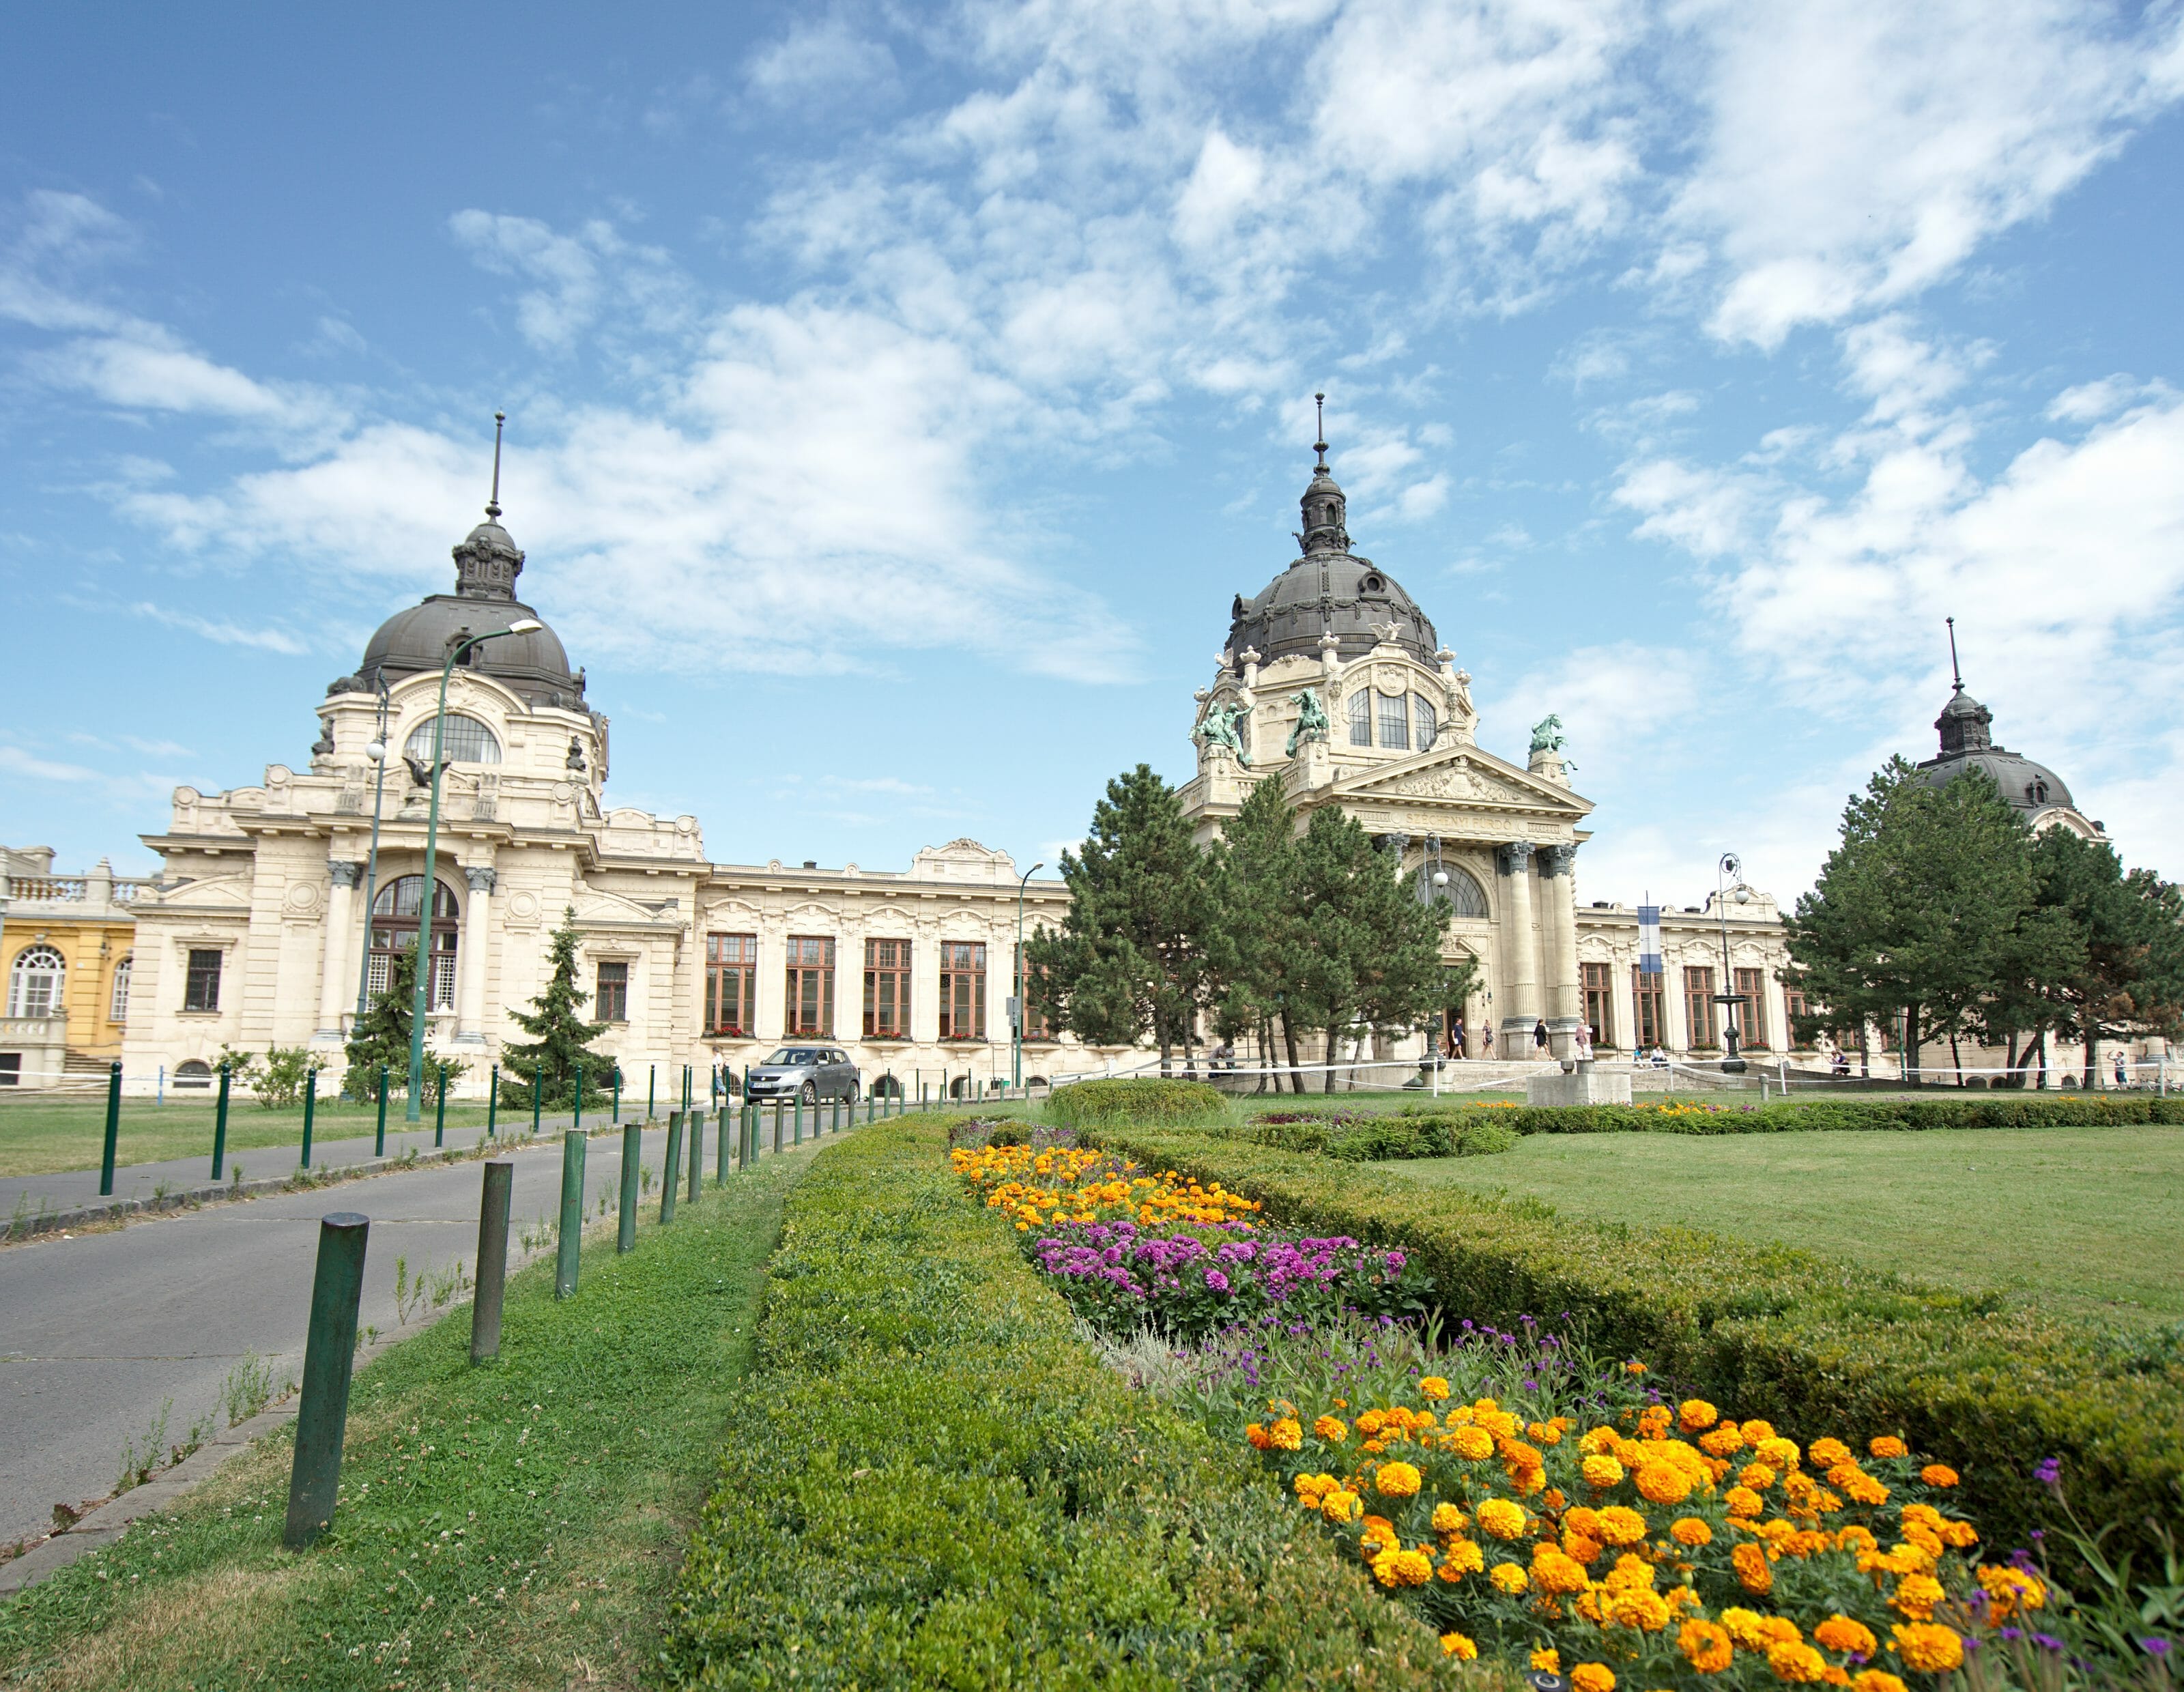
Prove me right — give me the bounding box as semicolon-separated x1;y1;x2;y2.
745;1045;859;1105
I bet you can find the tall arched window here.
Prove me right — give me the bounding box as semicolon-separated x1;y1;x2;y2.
8;946;63;1018
1348;689;1372;746
369;875;461;1011
403;713;501;764
1413;695;1438;750
1416;864;1491;919
110;954;132;1024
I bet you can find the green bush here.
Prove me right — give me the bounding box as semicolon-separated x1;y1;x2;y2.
1231;1115;1515;1162
1045;1075;1228;1130
661;1118;1479;1690
1084;1123;2184;1579
1392;1093;2184;1136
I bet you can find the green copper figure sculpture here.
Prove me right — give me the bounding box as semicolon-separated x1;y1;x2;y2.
1195;698;1252;768
1287;688;1331;756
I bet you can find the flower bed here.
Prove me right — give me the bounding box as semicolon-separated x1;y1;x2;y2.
1340;1095;2184;1140
950;1140;1263;1229
1046;1076;1228;1129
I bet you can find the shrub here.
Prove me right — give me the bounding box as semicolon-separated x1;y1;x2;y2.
1230;1115;1516;1162
1046;1075;1228;1129
662;1119;1476;1689
1081;1124;2184;1580
1387;1094;2184;1136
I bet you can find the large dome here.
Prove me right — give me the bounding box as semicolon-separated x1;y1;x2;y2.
1916;683;2075;818
1226;429;1439;668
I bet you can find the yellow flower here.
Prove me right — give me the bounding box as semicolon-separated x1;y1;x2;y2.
1809;1437;1853;1469
1678;1399;1720;1432
1740;1420;1777;1445
1312;1415;1349;1444
1733;1542;1774;1595
1583;1454;1626;1489
1670;1516;1714;1547
1448;1425;1495;1461
1977;1564;2047;1620
1320;1490;1362;1524
1890;1622;1964;1673
1678;1619;1734;1674
1757;1437;1802;1471
1607;1588;1673;1633
1850;1674;1908;1692
1725;1486;1764;1518
1868;1436;1909;1460
1476;1497;1528;1540
1636;1463;1693;1505
1571;1662;1618;1692
1375;1461;1422;1498
1534;1548;1591;1595
1371;1547;1434;1588
1431;1502;1468;1534
1814;1616;1877;1658
1768;1641;1830;1683
1419;1375;1450;1400
1594;1506;1646;1547
1739;1463;1779;1492
1891;1575;1944;1620
1440;1538;1485;1578
1269;1418;1302;1452
1919;1463;1959;1487
1532;1648;1562;1674
1490;1561;1529;1594
1701;1424;1747;1457
1440;1630;1478;1660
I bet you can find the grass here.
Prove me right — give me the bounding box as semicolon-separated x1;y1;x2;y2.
1383;1122;2184;1323
0;1097;501;1179
0;1141;821;1689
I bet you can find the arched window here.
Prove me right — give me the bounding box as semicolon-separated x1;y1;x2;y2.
8;946;63;1018
403;713;501;764
1414;695;1437;750
1417;864;1490;919
369;875;461;1011
1348;689;1372;746
174;1059;214;1089
110;955;132;1024
1378;689;1409;749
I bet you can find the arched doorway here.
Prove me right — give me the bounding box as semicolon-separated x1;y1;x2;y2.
369;874;461;1012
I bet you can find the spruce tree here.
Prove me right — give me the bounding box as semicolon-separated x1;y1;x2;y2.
342;949;416;1102
1204;776;1305;1089
2019;830;2184;1086
502;906;612;1106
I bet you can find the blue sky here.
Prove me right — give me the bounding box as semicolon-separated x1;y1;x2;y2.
5;1;2182;907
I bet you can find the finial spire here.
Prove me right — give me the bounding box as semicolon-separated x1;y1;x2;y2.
486;411;506;520
1313;392;1328;469
1946;616;1962;693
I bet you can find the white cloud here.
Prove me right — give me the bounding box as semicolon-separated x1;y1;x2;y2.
130;602;313;655
0;745;103;784
746;11;898;106
447;211;691;353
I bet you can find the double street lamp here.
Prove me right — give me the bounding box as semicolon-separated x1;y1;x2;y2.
403;619;543;1119
1011;861;1045;1090
1714;851;1752;1074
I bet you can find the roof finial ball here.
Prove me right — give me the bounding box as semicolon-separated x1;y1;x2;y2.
486;410;507;521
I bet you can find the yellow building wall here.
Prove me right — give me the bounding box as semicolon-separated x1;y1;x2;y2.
1;916;137;1063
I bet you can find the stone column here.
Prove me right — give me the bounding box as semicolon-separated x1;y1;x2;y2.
1540;844;1582;1059
456;864;496;1044
1495;842;1538;1052
317;861;364;1038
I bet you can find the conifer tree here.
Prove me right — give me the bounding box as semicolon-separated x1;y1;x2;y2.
1204;776;1305;1089
342;949;416;1102
2017;829;2184;1086
502;907;612;1106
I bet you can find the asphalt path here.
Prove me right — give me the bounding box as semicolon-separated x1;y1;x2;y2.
0;1117;781;1550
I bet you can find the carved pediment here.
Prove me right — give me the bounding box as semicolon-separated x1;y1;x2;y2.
569;887;681;927
1339;749;1590;816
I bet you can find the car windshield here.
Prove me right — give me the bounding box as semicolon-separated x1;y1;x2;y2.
762;1049;822;1066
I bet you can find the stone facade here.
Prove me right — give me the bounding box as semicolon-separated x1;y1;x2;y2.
1;850;147;1090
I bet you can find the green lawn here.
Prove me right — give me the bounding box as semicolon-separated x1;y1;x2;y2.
0;1142;816;1689
1385;1124;2184;1324
0;1097;500;1179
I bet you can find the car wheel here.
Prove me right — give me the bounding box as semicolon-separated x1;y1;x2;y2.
800;1082;818;1105
847;1081;860;1104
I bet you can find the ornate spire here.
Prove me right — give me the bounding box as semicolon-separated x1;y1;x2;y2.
1314;391;1329;470
485;410;505;519
1934;617;1993;755
452;412;526;600
1299;392;1349;556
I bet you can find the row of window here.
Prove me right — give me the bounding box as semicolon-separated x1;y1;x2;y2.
5;947;133;1022
704;934;1050;1041
1347;689;1439;751
1578;962;1791;1050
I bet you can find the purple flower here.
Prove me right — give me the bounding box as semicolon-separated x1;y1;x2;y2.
2030;1634;2065;1652
1384;1250;1407;1270
2035;1455;2063;1487
2144;1639;2173;1659
1205;1267;1231;1294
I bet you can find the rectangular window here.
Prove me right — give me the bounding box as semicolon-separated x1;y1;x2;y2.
1377;691;1409;749
0;1053;18;1086
595;960;629;1023
1414;694;1437;749
184;948;222;1013
1784;986;1810;1044
864;938;911;1037
705;933;757;1035
939;941;986;1039
430;933;457;1013
1581;960;1614;1048
1630;967;1666;1050
1734;967;1768;1050
1684;966;1719;1050
109;957;132;1024
786;936;835;1036
1014;944;1054;1039
1348;689;1372;746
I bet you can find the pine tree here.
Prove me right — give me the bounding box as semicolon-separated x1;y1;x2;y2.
502;907;612;1106
1026;764;1211;1072
342;949;416;1102
1204;776;1305;1089
2019;830;2184;1086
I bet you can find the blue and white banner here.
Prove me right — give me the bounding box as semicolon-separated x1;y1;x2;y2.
1637;904;1663;976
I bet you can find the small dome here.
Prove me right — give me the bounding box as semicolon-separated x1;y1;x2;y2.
1916;684;2075;818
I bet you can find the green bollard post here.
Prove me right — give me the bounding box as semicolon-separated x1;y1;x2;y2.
375;1065;388;1158
716;1095;731;1184
283;1211;369;1547
211;1061;231;1181
660;1111;683;1224
555;1130;585;1300
612;1068;621;1127
487;1065;498;1138
98;1061;122;1196
647;1064;656;1122
794;1094;803;1145
573;1062;584;1134
687;1110;703;1203
300;1067;317;1168
471;1161;513;1364
618;1121;641;1253
433;1061;446;1148
531;1068;541;1136
773;1101;784;1154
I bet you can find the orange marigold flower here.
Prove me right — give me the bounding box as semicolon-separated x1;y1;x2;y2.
1313;1415;1348;1444
1740;1463;1779;1491
1440;1630;1478;1661
1449;1425;1495;1461
1532;1648;1562;1674
1354;1409;1388;1437
1770;1641;1830;1683
1375;1461;1422;1498
1491;1561;1529;1594
1431;1502;1468;1534
1440;1538;1485;1578
1637;1463;1693;1506
1890;1622;1964;1673
1725;1487;1765;1519
1941;1519;1979;1549
1891;1575;1944;1620
1246;1423;1271;1450
1701;1424;1747;1457
1836;1525;1878;1554
1733;1541;1774;1595
1850;1674;1907;1692
1757;1437;1802;1471
1530;1420;1565;1446
1814;1617;1878;1658
1625;1360;1647;1375
1809;1438;1854;1469
1579;1425;1622;1455
1269;1418;1303;1452
1597;1506;1648;1547
1868;1436;1909;1460
1321;1489;1362;1524
1477;1498;1528;1540
1564;1532;1605;1566
1608;1588;1674;1633
1419;1375;1450;1400
1679;1620;1735;1674
1679;1399;1721;1432
1372;1547;1434;1588
1671;1517;1714;1547
1571;1663;1618;1692
1534;1548;1592;1595
1839;1471;1890;1507
1583;1454;1626;1489
1920;1464;1959;1487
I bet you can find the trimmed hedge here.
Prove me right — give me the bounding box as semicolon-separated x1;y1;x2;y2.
1368;1093;2184;1136
1231;1115;1517;1162
661;1116;1482;1689
1047;1075;1228;1130
1086;1122;2184;1579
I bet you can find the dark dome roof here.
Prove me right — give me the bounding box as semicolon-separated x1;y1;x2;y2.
1226;442;1438;666
1915;685;2075;816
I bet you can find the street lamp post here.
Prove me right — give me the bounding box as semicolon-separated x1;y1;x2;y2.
1714;851;1752;1074
404;620;543;1119
1011;861;1044;1091
354;672;394;1020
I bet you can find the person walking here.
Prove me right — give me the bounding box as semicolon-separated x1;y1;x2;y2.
1481;1024;1495;1057
1448;1017;1467;1059
1532;1018;1549;1056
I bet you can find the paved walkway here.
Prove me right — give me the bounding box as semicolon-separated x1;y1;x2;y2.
0;1113;839;1551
